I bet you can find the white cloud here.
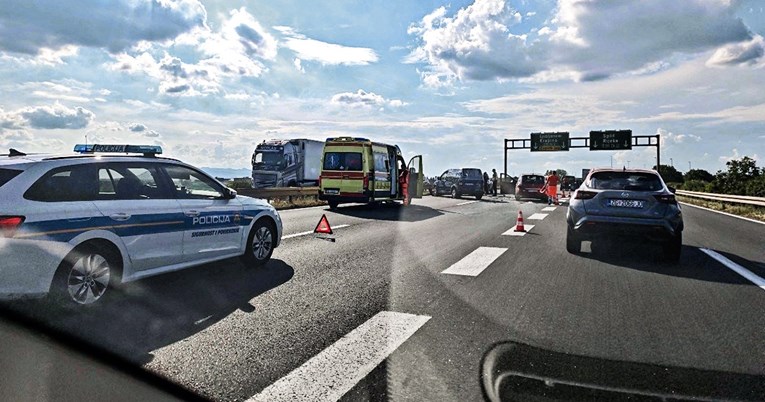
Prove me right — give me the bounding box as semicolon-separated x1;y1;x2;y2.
107;8;277;95
706;35;765;67
0;0;206;56
330;89;407;109
656;128;701;147
294;58;305;73
407;0;762;86
0;103;95;130
276;26;378;66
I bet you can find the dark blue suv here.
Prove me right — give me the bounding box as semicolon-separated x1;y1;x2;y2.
432;168;485;199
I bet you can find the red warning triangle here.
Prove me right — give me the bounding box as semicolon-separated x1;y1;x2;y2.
314;214;333;235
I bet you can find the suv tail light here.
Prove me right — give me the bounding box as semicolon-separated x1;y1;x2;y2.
318;174;322;188
363;174;369;190
574;190;597;200
0;216;25;238
654;194;677;204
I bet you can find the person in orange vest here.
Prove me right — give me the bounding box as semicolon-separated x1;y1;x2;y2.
541;170;559;205
398;157;410;205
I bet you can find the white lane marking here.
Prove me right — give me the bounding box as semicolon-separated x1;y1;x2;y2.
700;248;765;292
282;224;350;239
528;213;548;220
502;225;535;236
542;206;557;212
680;202;765;226
441;247;507;277
250;311;430;402
456;200;478;206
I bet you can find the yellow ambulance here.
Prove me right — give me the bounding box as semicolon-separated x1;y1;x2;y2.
318;137;423;209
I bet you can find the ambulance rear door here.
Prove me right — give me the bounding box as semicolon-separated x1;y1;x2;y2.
407;155;423;199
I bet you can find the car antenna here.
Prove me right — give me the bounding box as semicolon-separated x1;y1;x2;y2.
9;148;26;157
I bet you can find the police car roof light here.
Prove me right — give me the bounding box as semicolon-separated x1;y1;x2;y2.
73;144;163;156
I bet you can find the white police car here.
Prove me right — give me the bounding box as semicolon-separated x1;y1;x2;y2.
0;144;282;306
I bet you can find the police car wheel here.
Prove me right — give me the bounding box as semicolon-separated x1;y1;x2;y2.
451;188;460;198
243;220;274;267
52;246;120;306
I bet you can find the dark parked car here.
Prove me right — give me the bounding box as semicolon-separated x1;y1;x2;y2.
514;174;547;201
566;168;683;262
432;168;484;199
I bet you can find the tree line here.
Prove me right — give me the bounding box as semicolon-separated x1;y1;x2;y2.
655;156;765;197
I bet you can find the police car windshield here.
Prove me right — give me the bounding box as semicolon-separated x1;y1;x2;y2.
254;152;283;165
590;172;663;191
0;168;22;188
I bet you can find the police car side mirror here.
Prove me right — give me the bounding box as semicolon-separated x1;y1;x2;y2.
225;188;237;199
667;186;676;194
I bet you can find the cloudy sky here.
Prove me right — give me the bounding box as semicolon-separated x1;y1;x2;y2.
1;0;764;177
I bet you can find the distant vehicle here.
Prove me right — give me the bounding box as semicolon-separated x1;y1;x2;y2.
566;168;683;262
561;175;576;191
318;137;423;209
0;144;283;306
498;174;517;195
432;168;484;199
515;174;547;201
251;139;324;188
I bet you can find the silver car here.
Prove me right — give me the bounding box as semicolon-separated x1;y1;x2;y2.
566;168;683;261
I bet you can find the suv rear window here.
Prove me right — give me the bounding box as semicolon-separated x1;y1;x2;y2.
323;152;362;171
522;175;544;184
462;169;482;179
590;172;663;191
0;168;22;189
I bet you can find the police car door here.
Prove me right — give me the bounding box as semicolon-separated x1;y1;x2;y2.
162;165;244;261
93;163;184;272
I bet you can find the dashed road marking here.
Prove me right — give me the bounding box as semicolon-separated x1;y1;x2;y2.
441;247;507;277
456;200;478;206
282;224;350;239
528;213;548;220
542;206;557;212
249;311;430;402
502;225;535;236
700;248;765;292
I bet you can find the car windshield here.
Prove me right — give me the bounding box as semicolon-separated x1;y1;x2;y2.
462;169;482;179
590;172;663;191
323;152;362;171
523;175;545;184
253;151;283;165
1;1;764;401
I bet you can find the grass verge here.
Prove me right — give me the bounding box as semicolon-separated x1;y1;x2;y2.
269;196;327;210
677;195;765;223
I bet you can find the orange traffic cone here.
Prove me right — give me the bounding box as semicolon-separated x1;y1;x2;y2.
514;210;526;232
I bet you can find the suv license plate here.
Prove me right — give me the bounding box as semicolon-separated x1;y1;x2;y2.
324;189;339;195
607;199;644;208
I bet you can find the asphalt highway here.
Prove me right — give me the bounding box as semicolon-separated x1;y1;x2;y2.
4;194;765;401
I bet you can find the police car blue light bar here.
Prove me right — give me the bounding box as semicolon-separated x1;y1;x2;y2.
74;144;163;155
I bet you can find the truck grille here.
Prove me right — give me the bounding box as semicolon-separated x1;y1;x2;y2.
252;172;277;188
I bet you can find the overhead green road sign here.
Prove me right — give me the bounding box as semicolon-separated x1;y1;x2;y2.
590;130;632;151
530;132;569;152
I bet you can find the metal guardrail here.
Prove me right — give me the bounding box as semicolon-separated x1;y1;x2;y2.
236;187;319;201
676;190;765;207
